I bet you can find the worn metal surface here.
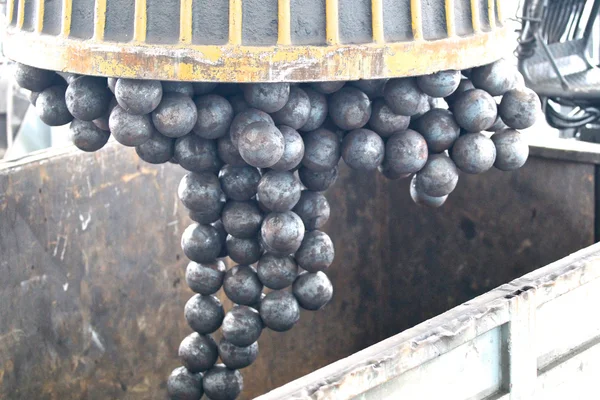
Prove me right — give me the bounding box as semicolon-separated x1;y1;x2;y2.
4;0;508;81
0;139;595;399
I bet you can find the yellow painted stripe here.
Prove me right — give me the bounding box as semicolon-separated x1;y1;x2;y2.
488;0;495;29
411;0;423;40
61;0;72;36
35;0;45;32
495;0;503;23
93;0;107;40
180;0;193;44
326;0;339;45
445;0;455;37
371;0;384;43
16;0;25;29
471;0;481;32
277;0;291;45
7;0;14;24
133;0;147;42
229;0;242;45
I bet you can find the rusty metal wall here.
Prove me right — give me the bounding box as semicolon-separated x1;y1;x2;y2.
0;141;594;399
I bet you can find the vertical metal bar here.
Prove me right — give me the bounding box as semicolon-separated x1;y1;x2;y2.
93;0;107;40
60;0;72;36
278;0;291;45
7;0;15;24
488;0;496;29
411;0;423;40
229;0;242;45
495;0;503;22
133;0;147;42
470;0;481;33
326;0;340;45
35;0;45;32
445;0;456;37
180;0;193;44
372;0;384;43
16;0;25;28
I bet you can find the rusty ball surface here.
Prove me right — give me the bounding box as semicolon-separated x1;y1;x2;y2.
409;175;448;208
452;89;497;132
36;85;74;126
259;290;301;332
257;171;302;212
450;132;496;174
498;87;540;130
295;230;335;272
162;81;195;97
202;364;244;400
221;200;263;239
417;70;461;98
298;166;339;192
185;294;225;334
243;82;290;113
368;98;411;137
218;135;248;167
109;105;153;146
229;108;274;148
222;306;263;347
178;332;218;373
349;79;389;98
470;59;518;96
181;223;222;263
151;93;198;138
167;366;204;400
260;211;305;255
223;265;264;306
302;128;341;172
271;125;305;171
115;78;163;115
218;339;259;370
65;76;112;121
271;86;311;130
135;129;175;164
226;235;263;265
193;94;234;139
415;108;460;153
414;153;460;197
384;78;427;116
177;172;223;213
257;253;298;290
219;165;261;201
69;119;111;152
175;135;223;173
238;121;285;168
445;78;475;109
300;87;328;132
328;87;372;130
292;190;330;231
492;129;529;171
14;63;56;92
341;128;385;171
383;129;429;175
292;271;333;311
309;81;346;94
186;260;227;295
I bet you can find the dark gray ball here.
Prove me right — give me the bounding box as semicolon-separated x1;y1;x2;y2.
28;90;40;106
212;220;229;258
219;165;261;201
271;125;305;171
415;108;460;153
486;115;509;133
229;108;274;148
295;230;334;272
409;175;448;208
193;94;234;139
368;98;410;137
192;82;218;95
414;153;460;197
92;97;118;131
417;70;461;98
292;271;333;310
384;78;428;116
261;212;305;255
259;290;300;332
115;78;163;115
69;119;110;152
218;135;248;167
302;128;341;172
107;78;117;94
177;172;223;213
341;129;384;171
228;93;250;114
445;78;475;108
328;87;372;130
218;339;259;370
65;76;111;121
226;235;263;265
470;59;518;96
452;89;497;132
162;81;195;97
175;135;223;173
292;191;330;231
271;86;311;129
300;87;328;132
498;87;540;130
222;306;263;347
185;294;225;334
349;79;388;98
186;260;226;295
223;265;263;306
151;93;197;138
14;63;56;92
202;364;243;400
179;332;218;373
109;105;153;146
492;129;529;171
238;121;285;168
167;366;203;400
378;165;412;180
221;200;263;239
243;82;290;113
257;171;302;212
181;223;222;263
298;166;339;192
450;132;496;174
383;129;429;175
36;85;73;126
136;130;175;164
257;253;298;290
309;81;346;94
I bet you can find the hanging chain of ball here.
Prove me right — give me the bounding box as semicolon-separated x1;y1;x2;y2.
14;58;539;400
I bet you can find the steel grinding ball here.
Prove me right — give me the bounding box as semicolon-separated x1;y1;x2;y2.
302;128;341;172
328;87;372;130
222;306;263;347
202;364;244;400
383;129;429;175
417;70;461;98
415;108;460;153
450;132;496;174
260;211;305;255
368;98;411;137
65;76;112;121
452;89;497;132
257;171;302;212
378;164;412;180
271;125;305;171
470;59;518;96
271;86;311;129
350;79;389;98
229;93;250;114
211;220;229;259
238;121;285;168
151;93;198;138
492;129;529;171
193;82;218;95
292;191;330;231
409;175;448;208
193;94;234;139
115;78;163;115
218;135;247;167
310;81;346;94
14;63;56;92
445;78;475;108
175;135;223;173
300;87;328;132
498;87;540;130
28;90;40;106
167;366;204;400
69;119;110;152
259;290;300;332
162;81;195;97
384;78;427;116
298;166;339;192
487;115;508;133
219;165;260;201
181;223;222;263
295;230;334;272
292;271;333;310
226;235;263;265
186;260;226;295
178;332;218;373
135;129;175;164
243;82;290;113
341;129;384;171
414;153;460;197
229;108;274;148
36;85;74;126
109;105;153;146
92;97;117;131
257;253;298;290
223;265;263;306
177;172;223;213
185;294;225;334
218;339;259;370
221;200;263;239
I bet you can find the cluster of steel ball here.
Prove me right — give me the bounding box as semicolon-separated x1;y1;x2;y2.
13;58;538;400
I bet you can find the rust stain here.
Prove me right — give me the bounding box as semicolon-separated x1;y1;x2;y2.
121;167;158;184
